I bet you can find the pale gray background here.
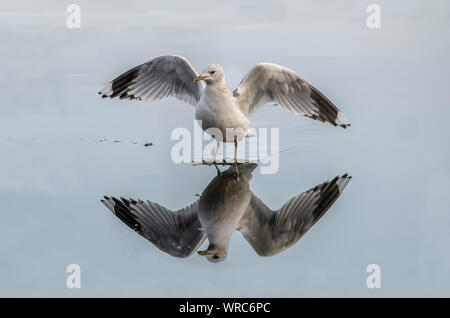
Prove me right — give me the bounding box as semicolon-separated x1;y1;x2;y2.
0;0;449;297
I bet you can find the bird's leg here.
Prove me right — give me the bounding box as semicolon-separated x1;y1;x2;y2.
213;139;220;163
234;163;239;180
234;135;239;180
213;137;221;175
234;135;238;164
215;164;221;176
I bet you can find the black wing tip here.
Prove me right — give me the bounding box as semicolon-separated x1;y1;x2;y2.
334;173;352;190
325;119;350;129
98;91;142;100
101;196;140;206
307;173;351;224
101;196;112;206
101;196;143;233
307;173;352;194
99;92;112;99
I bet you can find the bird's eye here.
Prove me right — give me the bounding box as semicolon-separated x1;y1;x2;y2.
212;255;220;260
210;70;215;75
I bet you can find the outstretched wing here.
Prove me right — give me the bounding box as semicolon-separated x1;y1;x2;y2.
99;55;203;106
238;174;351;257
234;63;350;128
101;197;206;258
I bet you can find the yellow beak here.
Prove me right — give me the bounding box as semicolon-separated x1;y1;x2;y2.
194;75;207;82
197;250;212;256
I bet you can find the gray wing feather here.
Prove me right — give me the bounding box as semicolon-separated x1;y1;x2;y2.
238;174;351;256
102;196;206;258
99;55;203;106
234;63;350;128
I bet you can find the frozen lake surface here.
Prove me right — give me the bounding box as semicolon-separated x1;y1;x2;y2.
0;0;449;297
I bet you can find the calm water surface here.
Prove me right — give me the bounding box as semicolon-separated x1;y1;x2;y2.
0;0;449;297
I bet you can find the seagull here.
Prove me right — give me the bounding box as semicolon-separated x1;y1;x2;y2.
99;55;351;161
101;164;351;263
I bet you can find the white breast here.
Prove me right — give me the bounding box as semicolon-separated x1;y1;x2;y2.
195;85;249;142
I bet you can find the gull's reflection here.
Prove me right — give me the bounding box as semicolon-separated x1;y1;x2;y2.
102;164;351;263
